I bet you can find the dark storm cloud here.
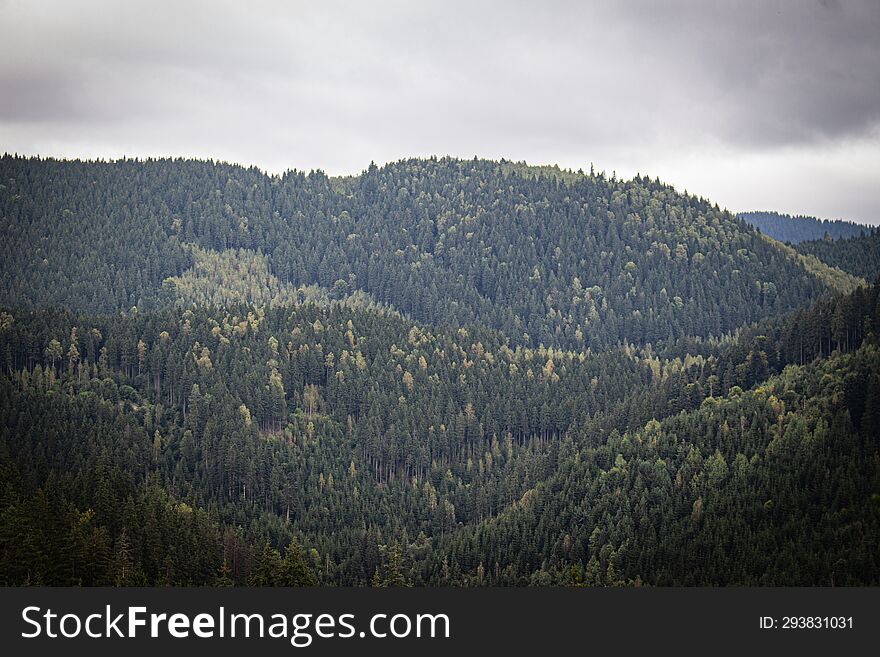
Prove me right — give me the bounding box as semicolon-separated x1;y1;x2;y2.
653;0;880;147
1;0;878;222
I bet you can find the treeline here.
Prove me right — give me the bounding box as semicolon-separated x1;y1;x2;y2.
796;231;880;282
739;210;869;244
1;155;835;349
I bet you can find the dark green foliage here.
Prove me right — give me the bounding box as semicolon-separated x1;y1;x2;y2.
430;344;880;585
2;155;833;349
1;154;877;586
796;231;880;281
248;541;316;586
1;281;877;585
372;542;412;587
740;210;869;244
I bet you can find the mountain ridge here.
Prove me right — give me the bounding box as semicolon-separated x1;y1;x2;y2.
739;209;870;244
0;155;837;349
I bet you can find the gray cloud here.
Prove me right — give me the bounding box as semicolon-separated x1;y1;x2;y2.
1;0;878;223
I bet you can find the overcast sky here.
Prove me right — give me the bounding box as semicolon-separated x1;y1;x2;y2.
1;0;879;224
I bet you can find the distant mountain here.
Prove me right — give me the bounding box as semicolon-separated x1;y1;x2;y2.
739;210;868;244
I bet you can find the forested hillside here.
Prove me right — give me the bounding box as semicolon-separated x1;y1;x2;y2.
795;231;880;282
1;279;877;585
1;155;878;586
433;341;880;585
739;210;869;243
1;155;837;348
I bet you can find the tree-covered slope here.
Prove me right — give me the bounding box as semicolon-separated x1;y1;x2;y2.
796;231;880;282
1;281;877;585
739;210;869;244
758;235;863;296
0;375;316;586
2;154;877;587
314;158;831;347
1;155;834;348
430;342;880;585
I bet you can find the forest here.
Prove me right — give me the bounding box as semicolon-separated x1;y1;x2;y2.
795;230;880;281
739;210;870;244
0;155;878;585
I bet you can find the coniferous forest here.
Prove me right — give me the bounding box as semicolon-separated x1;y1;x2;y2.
739;210;870;244
1;154;878;586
